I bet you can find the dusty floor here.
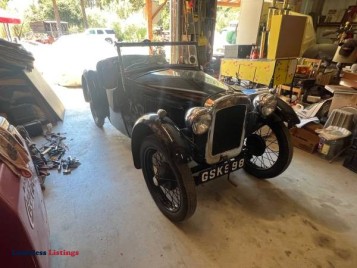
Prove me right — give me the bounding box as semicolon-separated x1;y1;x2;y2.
43;86;357;268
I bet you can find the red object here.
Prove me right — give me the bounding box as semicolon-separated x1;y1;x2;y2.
0;127;50;268
0;8;21;24
250;46;259;59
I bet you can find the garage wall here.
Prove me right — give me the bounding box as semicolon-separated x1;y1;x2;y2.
322;0;357;22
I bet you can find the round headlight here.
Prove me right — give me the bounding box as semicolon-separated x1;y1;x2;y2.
185;107;212;135
253;93;277;117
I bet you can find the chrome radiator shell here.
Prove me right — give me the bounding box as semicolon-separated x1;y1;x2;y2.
204;93;251;164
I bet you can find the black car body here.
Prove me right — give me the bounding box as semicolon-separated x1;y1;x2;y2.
82;41;299;221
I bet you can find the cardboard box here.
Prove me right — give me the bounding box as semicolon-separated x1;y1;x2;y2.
340;71;357;88
268;15;307;59
316;72;334;86
304;122;324;133
290;124;321;153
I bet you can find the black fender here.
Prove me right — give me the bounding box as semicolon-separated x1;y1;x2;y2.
246;98;300;133
131;113;191;169
273;98;300;128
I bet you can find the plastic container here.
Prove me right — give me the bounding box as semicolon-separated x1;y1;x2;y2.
317;137;345;161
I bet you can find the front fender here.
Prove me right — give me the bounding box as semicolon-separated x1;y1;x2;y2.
274;98;300;128
131;113;191;169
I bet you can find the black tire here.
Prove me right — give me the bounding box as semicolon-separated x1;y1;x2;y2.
81;74;90;102
244;121;293;179
82;70;108;128
140;135;196;222
90;102;105;128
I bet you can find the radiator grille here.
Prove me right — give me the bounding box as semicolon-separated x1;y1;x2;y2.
212;105;247;155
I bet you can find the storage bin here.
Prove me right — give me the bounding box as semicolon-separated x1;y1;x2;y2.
317;137;346;161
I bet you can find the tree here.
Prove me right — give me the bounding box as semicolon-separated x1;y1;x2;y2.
0;0;10;9
52;0;63;36
25;0;83;29
80;0;88;28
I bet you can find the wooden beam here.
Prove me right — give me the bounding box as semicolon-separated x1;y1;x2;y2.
152;0;168;20
217;1;240;7
146;0;153;40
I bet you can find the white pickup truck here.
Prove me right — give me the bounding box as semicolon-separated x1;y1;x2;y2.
84;28;116;44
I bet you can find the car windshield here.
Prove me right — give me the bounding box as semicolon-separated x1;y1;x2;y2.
117;42;199;71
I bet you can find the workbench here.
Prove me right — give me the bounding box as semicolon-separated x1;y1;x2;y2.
220;58;298;87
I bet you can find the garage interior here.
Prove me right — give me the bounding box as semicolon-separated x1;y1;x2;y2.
45;88;357;268
1;0;357;268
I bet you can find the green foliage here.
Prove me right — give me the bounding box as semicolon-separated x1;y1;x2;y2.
156;1;170;30
215;7;240;33
129;0;145;11
86;9;107;28
111;22;123;40
112;22;147;42
25;0;82;27
122;24;147;41
20;0;156;41
91;0;144;15
56;1;82;26
12;23;31;39
68;25;82;34
0;0;10;9
115;1;137;19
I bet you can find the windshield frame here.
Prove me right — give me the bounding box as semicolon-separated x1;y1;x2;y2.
115;41;199;73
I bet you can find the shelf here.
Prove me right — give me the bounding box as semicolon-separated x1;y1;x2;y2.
317;22;340;27
317;22;357;27
0;77;27;86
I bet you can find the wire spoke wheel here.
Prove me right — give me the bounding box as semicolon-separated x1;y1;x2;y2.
150;151;181;212
140;136;196;222
244;121;293;179
250;126;279;169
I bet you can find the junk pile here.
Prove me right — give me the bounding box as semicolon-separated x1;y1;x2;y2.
39;132;81;175
17;126;80;190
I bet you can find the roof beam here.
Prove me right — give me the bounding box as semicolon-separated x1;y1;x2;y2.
217;1;240;7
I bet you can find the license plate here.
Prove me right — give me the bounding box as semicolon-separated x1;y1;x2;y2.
196;157;245;184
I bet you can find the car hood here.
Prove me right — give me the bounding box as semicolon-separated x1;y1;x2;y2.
133;68;229;104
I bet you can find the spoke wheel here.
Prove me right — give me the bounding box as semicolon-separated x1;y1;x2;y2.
244;121;293;179
140;136;196;222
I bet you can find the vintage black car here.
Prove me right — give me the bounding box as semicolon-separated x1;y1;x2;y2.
82;41;299;222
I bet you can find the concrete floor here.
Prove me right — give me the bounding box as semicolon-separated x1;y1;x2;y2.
43;86;357;268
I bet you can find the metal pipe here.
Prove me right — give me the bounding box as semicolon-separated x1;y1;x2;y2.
282;0;290;15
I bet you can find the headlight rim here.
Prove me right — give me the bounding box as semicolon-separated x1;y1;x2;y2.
253;93;278;117
185;107;212;135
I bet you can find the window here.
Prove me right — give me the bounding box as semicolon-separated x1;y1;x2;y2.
97;30;104;34
105;29;115;34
